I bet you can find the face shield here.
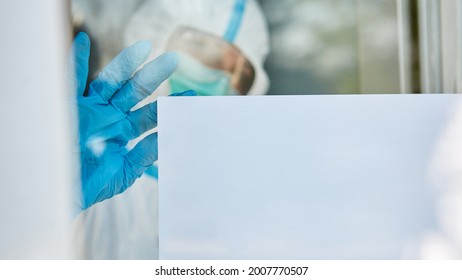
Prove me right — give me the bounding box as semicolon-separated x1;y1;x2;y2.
166;0;255;96
167;26;255;96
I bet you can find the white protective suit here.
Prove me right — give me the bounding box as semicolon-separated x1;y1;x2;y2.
72;0;270;259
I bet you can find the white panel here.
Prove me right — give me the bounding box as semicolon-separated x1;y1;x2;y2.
0;0;73;258
158;95;462;259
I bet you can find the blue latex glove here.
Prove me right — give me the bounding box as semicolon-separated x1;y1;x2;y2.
71;32;195;211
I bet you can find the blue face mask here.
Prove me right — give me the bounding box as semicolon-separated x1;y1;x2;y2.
169;53;237;96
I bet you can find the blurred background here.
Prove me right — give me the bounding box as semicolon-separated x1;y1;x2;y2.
262;0;461;95
262;0;405;94
71;0;462;95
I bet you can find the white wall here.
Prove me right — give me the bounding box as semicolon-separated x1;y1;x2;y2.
0;0;73;258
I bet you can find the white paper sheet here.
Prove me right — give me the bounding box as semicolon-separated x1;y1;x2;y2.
158;95;462;259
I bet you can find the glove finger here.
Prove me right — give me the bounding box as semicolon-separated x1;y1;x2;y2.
126;101;157;139
90;133;158;203
89;41;152;102
169;90;197;97
82;131;157;208
110;52;178;112
124;133;158;178
126;90;196;139
68;32;90;96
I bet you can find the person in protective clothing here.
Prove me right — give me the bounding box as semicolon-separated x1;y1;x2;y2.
72;0;271;259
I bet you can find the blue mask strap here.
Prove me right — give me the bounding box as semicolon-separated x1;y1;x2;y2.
223;0;247;43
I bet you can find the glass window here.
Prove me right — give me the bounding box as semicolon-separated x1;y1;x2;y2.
260;0;406;94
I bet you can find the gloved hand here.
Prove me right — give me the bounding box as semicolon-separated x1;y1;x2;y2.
70;32;195;211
